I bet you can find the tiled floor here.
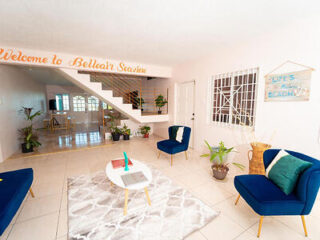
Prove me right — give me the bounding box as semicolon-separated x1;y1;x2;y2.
1;136;319;240
8;123;107;160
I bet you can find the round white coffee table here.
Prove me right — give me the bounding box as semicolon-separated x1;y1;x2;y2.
106;159;152;215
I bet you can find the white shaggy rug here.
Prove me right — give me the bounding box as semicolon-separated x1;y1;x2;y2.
68;168;219;240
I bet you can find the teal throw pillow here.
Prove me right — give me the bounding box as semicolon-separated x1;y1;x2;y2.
268;155;313;195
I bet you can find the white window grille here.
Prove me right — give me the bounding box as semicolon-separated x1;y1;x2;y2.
73;96;85;112
211;68;258;127
88;96;99;111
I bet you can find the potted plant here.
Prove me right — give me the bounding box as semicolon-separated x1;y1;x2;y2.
139;125;151;138
134;97;145;112
155;94;168;114
108;113;121;141
121;124;131;140
201;140;244;180
19;107;42;153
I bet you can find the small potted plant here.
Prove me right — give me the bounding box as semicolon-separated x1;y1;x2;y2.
139;125;151;138
121;124;131;140
201;140;244;180
155;94;168;114
110;125;121;141
19;107;42;153
134;97;145;112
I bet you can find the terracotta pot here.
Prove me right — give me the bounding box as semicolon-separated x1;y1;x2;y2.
143;133;149;138
248;142;271;175
211;165;229;180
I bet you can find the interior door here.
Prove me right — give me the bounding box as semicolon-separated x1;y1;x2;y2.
176;81;195;148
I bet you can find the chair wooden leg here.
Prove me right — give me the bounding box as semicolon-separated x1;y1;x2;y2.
257;216;264;238
29;188;35;198
235;194;240;205
184;151;188;160
157;151;160;159
301;215;308;237
171;155;173;166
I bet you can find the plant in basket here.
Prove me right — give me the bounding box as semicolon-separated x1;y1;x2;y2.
201;140;244;180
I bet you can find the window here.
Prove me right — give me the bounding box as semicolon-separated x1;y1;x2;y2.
88;96;99;111
211;68;258;127
55;94;70;111
102;102;113;110
73;96;85;112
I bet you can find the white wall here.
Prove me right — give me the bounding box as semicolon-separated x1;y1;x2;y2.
154;15;320;160
0;64;47;161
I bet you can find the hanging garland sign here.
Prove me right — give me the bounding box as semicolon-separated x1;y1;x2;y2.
265;61;313;102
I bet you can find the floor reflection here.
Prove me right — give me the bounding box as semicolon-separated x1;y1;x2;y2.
9;124;108;159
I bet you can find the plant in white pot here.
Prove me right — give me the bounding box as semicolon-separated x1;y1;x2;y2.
201;140;244;180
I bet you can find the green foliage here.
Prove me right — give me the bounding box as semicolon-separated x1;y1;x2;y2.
155;94;168;110
139;125;151;135
134;97;145;107
19;107;42;150
121;124;131;135
107;113;121;134
200;140;245;171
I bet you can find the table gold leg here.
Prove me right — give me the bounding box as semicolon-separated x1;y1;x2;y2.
124;189;128;215
235;194;240;205
157;151;160;159
144;187;151;206
185;151;188;160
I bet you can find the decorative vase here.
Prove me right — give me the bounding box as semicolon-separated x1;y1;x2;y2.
211;164;229;180
248;142;271;175
21;143;33;153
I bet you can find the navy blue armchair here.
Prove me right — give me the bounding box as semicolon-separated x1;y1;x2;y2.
234;149;320;238
157;126;191;166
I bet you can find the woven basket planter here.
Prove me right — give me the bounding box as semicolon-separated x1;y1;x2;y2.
248;142;271;175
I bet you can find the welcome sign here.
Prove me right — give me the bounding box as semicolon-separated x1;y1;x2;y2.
0;46;171;78
265;69;312;102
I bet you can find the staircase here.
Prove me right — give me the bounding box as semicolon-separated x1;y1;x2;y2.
58;68;169;123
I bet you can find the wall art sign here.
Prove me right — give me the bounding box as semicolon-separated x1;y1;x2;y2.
265;61;313;102
0;46;172;78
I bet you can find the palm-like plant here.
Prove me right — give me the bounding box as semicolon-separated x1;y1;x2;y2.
201;140;245;171
19;107;42;150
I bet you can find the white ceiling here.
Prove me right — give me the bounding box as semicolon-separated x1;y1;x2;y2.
0;0;319;66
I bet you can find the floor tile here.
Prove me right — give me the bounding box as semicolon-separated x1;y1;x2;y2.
8;213;59;240
200;213;245;240
16;194;61;223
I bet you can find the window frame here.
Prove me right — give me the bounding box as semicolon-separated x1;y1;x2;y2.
209;68;259;128
87;96;100;112
55;93;70;111
72;95;86;112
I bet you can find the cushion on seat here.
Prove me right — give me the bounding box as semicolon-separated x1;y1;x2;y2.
234;175;305;216
0;168;33;236
157;140;187;154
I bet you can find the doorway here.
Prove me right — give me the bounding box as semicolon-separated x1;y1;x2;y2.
175;80;195;148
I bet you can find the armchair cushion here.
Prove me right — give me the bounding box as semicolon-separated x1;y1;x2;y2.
157;140;187;155
268;155;312;195
234;174;305;216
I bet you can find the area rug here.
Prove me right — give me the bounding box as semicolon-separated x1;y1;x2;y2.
68;168;219;240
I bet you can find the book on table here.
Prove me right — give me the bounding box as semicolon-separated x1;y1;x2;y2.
121;171;148;187
112;159;133;169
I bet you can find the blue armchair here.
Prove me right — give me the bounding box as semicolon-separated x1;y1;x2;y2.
0;168;34;236
234;149;320;238
157;126;191;166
